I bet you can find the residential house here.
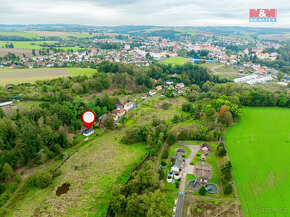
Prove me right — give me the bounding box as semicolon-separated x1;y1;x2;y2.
156;85;162;91
117;108;126;117
166;80;174;85
112;114;118;122
171;153;184;173
176;83;184;89
170;73;178;78
149;90;156;96
98;114;107;122
124;102;134;111
116;104;123;111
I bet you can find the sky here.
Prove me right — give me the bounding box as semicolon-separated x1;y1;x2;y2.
0;0;289;27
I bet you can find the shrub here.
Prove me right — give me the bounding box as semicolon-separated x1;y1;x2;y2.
196;208;202;214
214;200;220;205
161;161;167;166
2;163;14;180
167;134;176;146
35;171;53;189
161;146;169;159
224;182;233;195
175;182;179;188
53;170;62;178
199;186;206;196
218;145;227;157
161;102;172;110
182;102;194;112
14;175;21;184
0;183;5;194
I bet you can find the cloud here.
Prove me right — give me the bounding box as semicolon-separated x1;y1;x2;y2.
0;0;289;27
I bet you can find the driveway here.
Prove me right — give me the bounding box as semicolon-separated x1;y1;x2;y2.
175;144;200;217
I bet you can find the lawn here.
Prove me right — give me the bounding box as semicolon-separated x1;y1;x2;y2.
0;68;97;85
4;130;148;217
162;57;188;65
226;107;290;217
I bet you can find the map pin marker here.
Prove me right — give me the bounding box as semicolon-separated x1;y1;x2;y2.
82;110;95;129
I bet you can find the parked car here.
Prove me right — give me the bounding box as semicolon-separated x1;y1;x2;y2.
174;199;178;206
173;207;176;213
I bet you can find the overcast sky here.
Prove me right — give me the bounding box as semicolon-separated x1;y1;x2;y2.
0;0;289;27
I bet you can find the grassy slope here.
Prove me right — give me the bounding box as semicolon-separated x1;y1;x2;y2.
226;107;290;217
6;130;148;217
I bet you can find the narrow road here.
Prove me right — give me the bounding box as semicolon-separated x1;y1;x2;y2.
175;144;200;217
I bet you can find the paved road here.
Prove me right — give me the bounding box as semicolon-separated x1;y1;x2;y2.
175;144;200;217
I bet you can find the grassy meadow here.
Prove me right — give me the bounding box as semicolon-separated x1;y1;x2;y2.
0;68;97;85
4;131;148;217
226;107;290;217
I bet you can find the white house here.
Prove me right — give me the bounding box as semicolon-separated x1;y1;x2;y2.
124;102;134;111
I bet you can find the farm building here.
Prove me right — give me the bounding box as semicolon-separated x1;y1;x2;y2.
171;153;184;172
0;101;13;108
83;129;94;137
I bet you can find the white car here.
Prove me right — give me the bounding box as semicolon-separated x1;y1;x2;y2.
173;207;176;213
174;199;178;206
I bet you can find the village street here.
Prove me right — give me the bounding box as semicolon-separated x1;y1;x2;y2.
175;144;200;217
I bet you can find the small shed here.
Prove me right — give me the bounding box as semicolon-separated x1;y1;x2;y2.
83;129;94;137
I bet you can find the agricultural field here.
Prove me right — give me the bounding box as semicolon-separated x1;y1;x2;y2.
0;41;57;49
226;107;290;217
3;130;148;217
0;48;35;57
0;68;97;85
162;57;188;65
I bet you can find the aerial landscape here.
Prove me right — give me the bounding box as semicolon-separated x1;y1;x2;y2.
0;1;289;217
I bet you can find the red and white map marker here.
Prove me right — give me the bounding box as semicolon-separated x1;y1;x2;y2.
82;111;95;129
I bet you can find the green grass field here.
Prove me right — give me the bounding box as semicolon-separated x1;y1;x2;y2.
226;107;290;217
162;57;188;65
0;68;97;85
